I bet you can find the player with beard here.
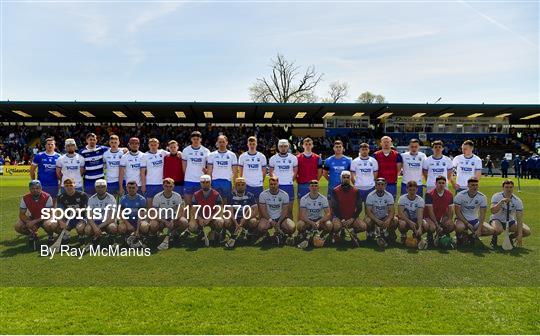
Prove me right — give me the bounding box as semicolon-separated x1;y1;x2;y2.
15;180;55;249
56;139;85;192
330;171;367;245
31;137;60;203
365;178;398;247
258;176;295;246
188;175;225;247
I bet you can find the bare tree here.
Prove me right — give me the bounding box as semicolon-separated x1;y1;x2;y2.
249;54;323;103
325;81;349;103
356;91;386;103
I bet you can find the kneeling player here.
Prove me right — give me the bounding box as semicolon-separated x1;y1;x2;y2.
489;179;531;248
330;171;367;245
365;178;398;247
258;176;295;246
297;180;332;248
15;180;55;249
56;178;89;245
118;181;148;246
454;177;493;246
424;176;455;243
87;179;118;246
225;177;259;248
397;181;428;247
153;178;188;250
188;175;225;247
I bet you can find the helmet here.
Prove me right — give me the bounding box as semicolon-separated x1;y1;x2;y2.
313;235;325;248
417;239;428;250
439;234;454;248
405;236;418;248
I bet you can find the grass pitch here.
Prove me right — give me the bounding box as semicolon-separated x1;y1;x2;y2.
1;175;539;334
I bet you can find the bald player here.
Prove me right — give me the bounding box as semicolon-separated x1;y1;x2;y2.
258;176;295;246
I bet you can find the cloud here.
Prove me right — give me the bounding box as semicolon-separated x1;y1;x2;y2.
127;3;183;34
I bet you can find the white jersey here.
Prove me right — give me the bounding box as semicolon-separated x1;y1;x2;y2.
490;192;523;222
454;190;487;222
238;151;267;187
452;154;482;188
365;190;395;220
88;192;117;222
182;145;210;183
422;155;453;189
153;191;184;220
300;192;329;221
350;156;378;190
56;153;85;188
401;151;427;185
103;149;122;183
120;151;145;186
269;153;298;185
259;189;289;220
142;149;168;185
207;150;238;181
398;194;425;220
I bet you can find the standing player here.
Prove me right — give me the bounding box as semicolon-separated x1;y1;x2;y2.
295;137;322;201
163;140;184;195
397;181;427;245
118;181;148;246
86;179;118;246
297;180;331;248
489;179;531;248
207;135;238;204
331;171;367;244
424;176;455;239
56;139;85;192
103;135;123;196
79;133;109;196
423;140;453;192
452;140;483;193
350;142;378;203
153;178;188;250
188;175;224;247
365;178;398;247
269;139;298;217
182;131;210;205
31;137;60;201
374;136;402;199
323;140;352;200
454;177;493;246
226;177;259;247
140;138;168;206
401;139;427;196
15;180;55;249
238;136;267;199
56;178;89;245
118;137;145;195
258;176;295;246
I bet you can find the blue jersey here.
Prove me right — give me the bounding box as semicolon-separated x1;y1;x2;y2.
323;155;352;191
230;190;256;220
32;151;60;186
119;193;147;225
79;145;109;182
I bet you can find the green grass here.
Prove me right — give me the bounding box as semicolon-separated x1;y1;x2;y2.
1;175;539;334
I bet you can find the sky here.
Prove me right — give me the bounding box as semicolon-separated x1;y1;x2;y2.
1;0;538;104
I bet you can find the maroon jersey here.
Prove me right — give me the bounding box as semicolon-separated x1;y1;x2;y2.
424;188;453;220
